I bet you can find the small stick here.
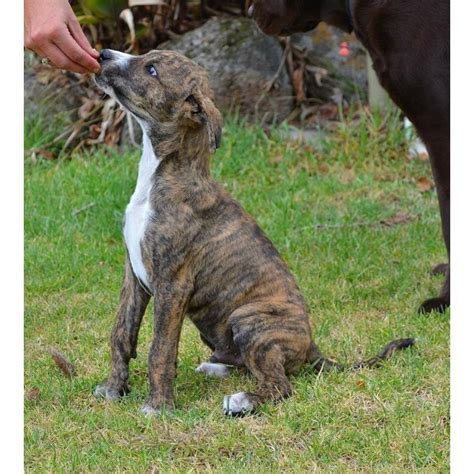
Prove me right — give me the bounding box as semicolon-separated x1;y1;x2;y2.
265;39;290;93
314;213;418;230
72;202;96;216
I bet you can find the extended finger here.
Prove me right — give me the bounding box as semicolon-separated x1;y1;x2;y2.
51;25;100;73
41;41;89;74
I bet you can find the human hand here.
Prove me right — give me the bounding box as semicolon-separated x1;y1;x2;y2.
24;0;100;74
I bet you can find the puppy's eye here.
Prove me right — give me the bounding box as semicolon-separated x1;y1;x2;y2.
146;64;158;77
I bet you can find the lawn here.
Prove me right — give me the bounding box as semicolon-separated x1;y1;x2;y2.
24;110;449;472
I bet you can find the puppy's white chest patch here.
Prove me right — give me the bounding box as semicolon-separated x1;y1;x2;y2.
124;199;153;289
123;132;159;291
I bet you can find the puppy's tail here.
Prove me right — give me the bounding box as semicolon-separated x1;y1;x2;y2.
308;338;416;373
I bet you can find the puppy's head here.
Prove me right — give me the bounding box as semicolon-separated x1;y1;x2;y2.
94;49;222;153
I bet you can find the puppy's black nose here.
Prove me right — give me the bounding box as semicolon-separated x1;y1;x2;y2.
99;49;113;63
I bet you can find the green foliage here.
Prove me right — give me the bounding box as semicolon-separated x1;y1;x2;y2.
75;0;128;23
25;116;449;472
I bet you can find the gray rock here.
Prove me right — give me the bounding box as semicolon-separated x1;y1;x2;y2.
160;17;294;123
24;66;87;123
24;20;369;152
290;24;368;104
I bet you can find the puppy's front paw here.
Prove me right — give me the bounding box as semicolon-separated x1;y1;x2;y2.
141;404;162;417
223;392;259;417
141;396;173;417
94;381;129;401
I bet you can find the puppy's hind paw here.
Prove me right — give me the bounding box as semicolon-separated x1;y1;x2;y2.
223;392;259;417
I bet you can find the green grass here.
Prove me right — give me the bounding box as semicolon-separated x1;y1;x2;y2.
25;111;449;472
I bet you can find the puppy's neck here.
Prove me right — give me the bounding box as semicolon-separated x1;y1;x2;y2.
144;122;212;181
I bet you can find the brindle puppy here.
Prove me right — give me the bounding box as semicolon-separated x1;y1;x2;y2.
249;0;450;314
93;49;414;416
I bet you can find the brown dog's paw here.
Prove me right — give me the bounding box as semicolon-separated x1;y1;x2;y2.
94;381;129;401
418;296;449;314
430;263;448;277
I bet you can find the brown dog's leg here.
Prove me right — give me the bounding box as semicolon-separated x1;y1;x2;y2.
141;281;191;415
431;262;448;277
95;257;151;400
418;129;450;314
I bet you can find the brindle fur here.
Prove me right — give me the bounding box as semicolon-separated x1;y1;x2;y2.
94;50;414;416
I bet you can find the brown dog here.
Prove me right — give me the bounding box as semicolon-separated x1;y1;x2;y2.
250;0;450;314
93;49;414;416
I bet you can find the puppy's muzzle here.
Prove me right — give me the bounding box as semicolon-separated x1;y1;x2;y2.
97;49;132;73
95;49;129;90
99;49;114;63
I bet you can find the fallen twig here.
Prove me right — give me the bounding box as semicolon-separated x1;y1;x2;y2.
265;38;290;94
314;212;418;230
72;202;96;216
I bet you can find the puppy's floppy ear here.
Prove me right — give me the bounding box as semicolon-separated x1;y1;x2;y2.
183;91;222;153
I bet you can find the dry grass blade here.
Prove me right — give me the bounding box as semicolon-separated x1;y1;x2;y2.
28;149;55;161
62;125;83;152
120;8;136;52
264;39;290;94
380;212;417;227
129;0;164;5
51;349;77;379
26;387;41;401
72;202;96;216
292;67;305;104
